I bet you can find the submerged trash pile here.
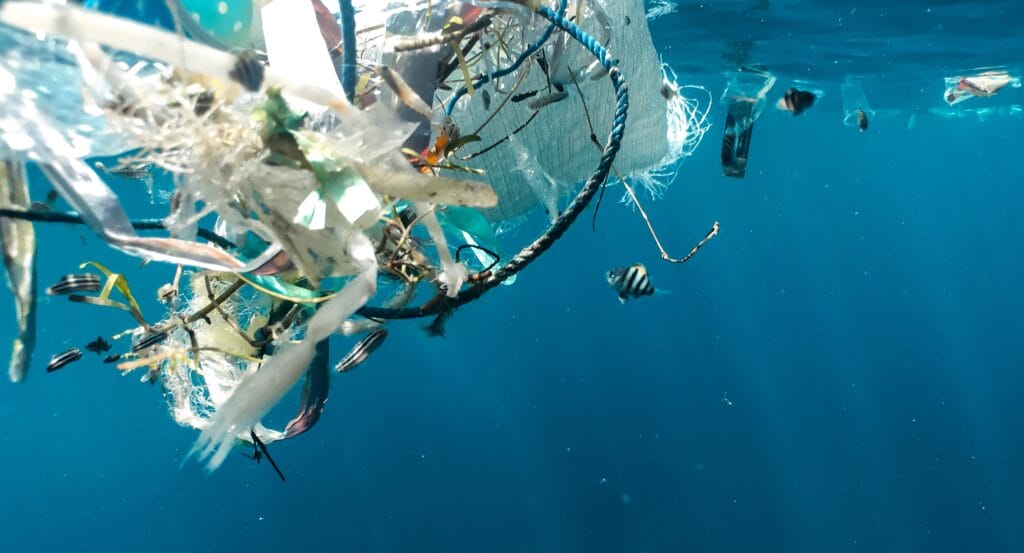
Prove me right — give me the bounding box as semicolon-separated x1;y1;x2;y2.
0;0;715;473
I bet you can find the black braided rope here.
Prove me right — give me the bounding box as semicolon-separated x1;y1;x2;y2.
0;207;237;250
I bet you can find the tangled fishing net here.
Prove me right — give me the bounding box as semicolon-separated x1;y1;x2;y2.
0;0;711;472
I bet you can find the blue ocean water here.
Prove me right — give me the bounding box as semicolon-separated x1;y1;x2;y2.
1;1;1024;552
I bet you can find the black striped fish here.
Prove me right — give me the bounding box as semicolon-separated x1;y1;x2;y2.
47;347;82;373
335;329;388;373
46;273;101;296
229;51;265;92
776;87;816;115
131;331;168;353
94;161;152;181
109;164;151;180
606;263;655;304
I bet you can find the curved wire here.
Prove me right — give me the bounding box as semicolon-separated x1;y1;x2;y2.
444;0;567;115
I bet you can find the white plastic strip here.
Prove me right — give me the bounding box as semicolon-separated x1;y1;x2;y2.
190;232;378;471
262;0;345;115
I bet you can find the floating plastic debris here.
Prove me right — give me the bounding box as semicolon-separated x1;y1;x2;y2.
0;160;36;383
841;77;876;128
0;0;711;473
944;70;1021;106
720;69;776;178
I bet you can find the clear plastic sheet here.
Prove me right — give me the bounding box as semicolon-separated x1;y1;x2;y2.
841;77;875;127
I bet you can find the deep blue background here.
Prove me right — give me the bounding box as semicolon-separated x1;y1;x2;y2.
2;1;1024;552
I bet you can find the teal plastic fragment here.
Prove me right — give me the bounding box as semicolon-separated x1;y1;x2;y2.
294;133;380;226
440;206;499;249
438;206;516;286
174;0;255;50
244;273;321;312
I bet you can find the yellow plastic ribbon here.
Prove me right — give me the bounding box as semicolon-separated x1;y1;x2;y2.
68;261;146;326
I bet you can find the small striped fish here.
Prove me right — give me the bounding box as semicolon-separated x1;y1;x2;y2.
606;263;655;304
131;331;168;353
229;51;265;92
109;164;151;180
47;347;83;373
46;273;101;296
776;87;816;116
335;329;388;373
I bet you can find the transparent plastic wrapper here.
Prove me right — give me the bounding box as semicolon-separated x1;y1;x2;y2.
719;69;776;178
944;70;1021;106
841;78;875;127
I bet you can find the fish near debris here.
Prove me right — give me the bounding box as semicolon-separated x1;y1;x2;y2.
777;87;816;115
0;159;37;383
131;330;168;353
335;328;388;372
607;263;656;304
47;347;82;373
45;273;101;296
857;109;869;132
660;83;677;100
95;161;152;180
228;51;266;92
85;336;111;354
